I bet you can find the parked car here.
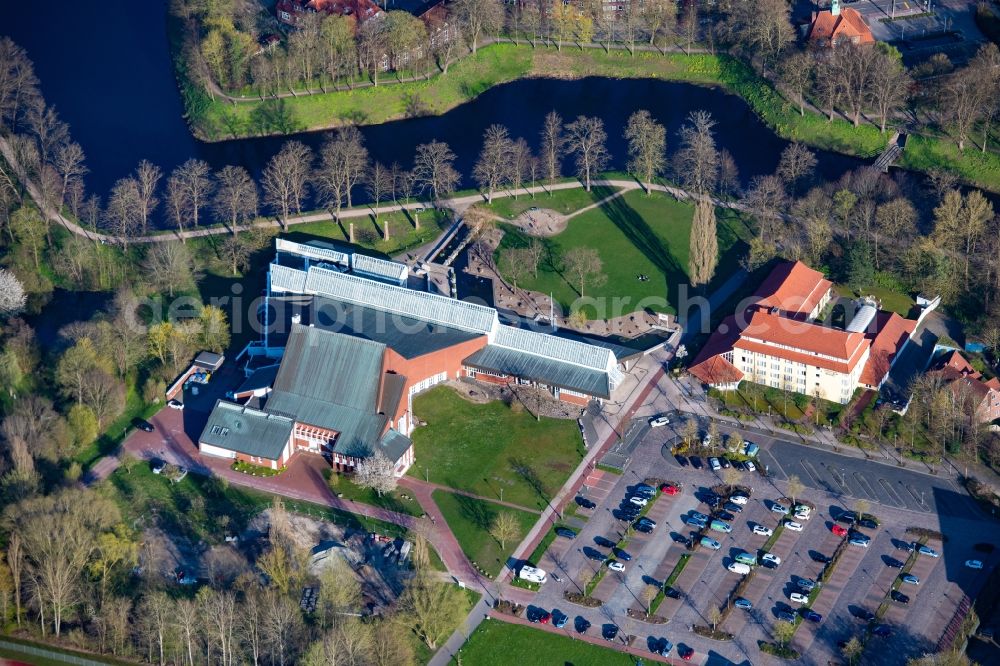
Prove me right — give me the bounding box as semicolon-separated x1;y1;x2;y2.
731;460;746;471
709;519;733;534
900;574;920;585
771;502;790;514
762;553;781;567
728;562;751;574
151;459;166;474
690;511;709;522
577;618;591;634
801;609;822;623
702;434;713;447
832;525;849;537
784;520;804;532
553;611;568;628
918;544;940;558
715;510;735;522
730;494;749;505
837;511;858;523
675;454;689;467
872;624;892;637
649;415;671;427
777;611;796;622
655;639;673;657
613;548;632;561
789;592;809;604
856;609;876;622
898;541;915;552
810;552;832;563
635;522;654;534
709;457;721;471
701;536;721;550
607;561;625;572
133;418;154;432
634;483;656;497
966;559;984;569
555;527;577;539
797;578;817;592
849;535;871;548
734;597;753;610
687;516;708;528
629;496;648;507
167;399;184;410
660;483;681;495
602;624;619;641
704;495;723;509
752;524;773;537
735;551;757;566
891;590;910;604
719;457;731;468
664;586;682;599
744;460;757;472
858;518;879;529
636;516;657;528
575;496;596;509
724;501;743;513
678;645;694;661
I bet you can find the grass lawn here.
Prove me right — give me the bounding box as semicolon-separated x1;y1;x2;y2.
409;385;585;509
835;283;915;317
284;208;452;258
328;473;423;517
452;620;633;665
485;185;616;219
496;189;751;315
433;490;539;577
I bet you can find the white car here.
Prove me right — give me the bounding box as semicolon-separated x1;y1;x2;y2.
167;399;184;410
629;496;648;507
784;520;804;532
794;510;811;521
730;495;749;506
744;461;757;472
608;561;625;572
762;553;781;566
649;416;671;427
966;560;984;569
709;457;721;471
771;503;790;514
789;592;809;604
728;562;751;575
752;525;773;537
703;434;713;447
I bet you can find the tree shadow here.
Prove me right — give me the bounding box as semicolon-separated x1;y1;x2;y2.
453;492;496;532
248;99;302;135
509;456;548;505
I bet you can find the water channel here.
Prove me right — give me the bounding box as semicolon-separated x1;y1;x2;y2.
4;0;870;230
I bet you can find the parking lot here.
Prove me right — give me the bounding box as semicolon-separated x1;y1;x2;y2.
522;418;999;664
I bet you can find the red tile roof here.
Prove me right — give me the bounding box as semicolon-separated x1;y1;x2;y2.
859;312;916;387
808;8;874;46
689;315;744;385
738;310;868;363
753;261;833;318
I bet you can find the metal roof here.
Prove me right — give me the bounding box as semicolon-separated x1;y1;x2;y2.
304;266;498;334
270;264;307;294
199;400;293;460
276;238;350;266
350;253;408;284
493;325;615;372
463;345;611;399
377;429;413;463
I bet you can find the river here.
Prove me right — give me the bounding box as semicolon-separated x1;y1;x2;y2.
2;0;873;229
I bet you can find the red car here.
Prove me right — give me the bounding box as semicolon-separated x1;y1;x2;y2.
679;646;694;660
660;483;680;495
539;612;551;624
832;525;848;537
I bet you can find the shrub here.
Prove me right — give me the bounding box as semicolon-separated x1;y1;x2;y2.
563;591;602;607
905;526;948;542
759;642;801;659
692;626;734;641
143;376;166;403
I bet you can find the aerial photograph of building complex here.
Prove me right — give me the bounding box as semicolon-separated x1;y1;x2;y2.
2;0;1000;664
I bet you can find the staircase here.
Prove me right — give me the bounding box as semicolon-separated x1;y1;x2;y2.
872;132;906;173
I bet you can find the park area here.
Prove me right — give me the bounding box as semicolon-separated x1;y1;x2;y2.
408;385;586;510
495;189;751;316
452;620;634;665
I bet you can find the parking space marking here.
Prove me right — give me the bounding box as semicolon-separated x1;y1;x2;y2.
877;478;907;507
902;483;931;512
852;471;879;500
800;460;834;494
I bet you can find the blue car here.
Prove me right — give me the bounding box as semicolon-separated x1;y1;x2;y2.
734;598;753;610
614;548;632;562
553;611;568;629
802;609;822;623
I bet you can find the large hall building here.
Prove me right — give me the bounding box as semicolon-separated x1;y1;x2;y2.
199;239;631;476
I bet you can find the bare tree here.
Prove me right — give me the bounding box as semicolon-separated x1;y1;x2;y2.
262;140;313;229
777;143;817;196
688;199;718;288
501;247;532;292
873;197;916;269
413;140;459;201
52;142;87;212
143;242;197;298
778;51;814;116
834;42;878;127
742;174;787;247
489;512;522;549
718;0;794;66
565;116;609;192
507;138;533;198
540;111;566;184
366;162;393;222
213;165;258;235
786;474;805;506
165;171;189;240
134;160;161;234
174;159;213;228
473;124;514;203
674;110;718;194
625;110;666;193
0;37;42;131
525;238;545;278
317;128;369;220
26;104;68;166
869;47;910;134
454;0;504;54
562;247;606;297
104;177;142;245
354;451;397;496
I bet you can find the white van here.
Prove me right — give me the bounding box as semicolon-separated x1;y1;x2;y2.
727;562;751;575
519;566;547;584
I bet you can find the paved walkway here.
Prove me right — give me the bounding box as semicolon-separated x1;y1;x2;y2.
400;477;542;515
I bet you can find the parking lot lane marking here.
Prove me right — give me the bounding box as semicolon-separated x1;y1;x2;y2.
877;478;907;507
800;460;834;494
757;449;788;481
902;483;931;511
852;471;879;500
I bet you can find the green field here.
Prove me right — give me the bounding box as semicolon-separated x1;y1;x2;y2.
451;620;634;665
328;473;424;517
485;185;616;219
409;386;585;510
496;189;751;315
835;283;915;317
284;208;452;259
432;490;539;577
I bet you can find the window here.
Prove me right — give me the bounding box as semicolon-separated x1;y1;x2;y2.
211;425;229;437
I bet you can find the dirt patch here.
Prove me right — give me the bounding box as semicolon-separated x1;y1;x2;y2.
509;208;567;237
140;526;249;588
442;379;583;420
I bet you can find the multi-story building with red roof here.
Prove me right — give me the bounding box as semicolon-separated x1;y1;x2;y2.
928;350;1000;424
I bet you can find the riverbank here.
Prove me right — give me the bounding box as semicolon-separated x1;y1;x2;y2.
183;40;1000;192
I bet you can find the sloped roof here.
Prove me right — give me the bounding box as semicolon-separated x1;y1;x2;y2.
276;238;350;266
200;400;293;460
754;261;833;317
376;429;413;463
689;315;745;385
463;345;611;398
738;310;868;362
808;8;874;45
494;324;615;372
270;263;308;293
350;253;408;283
235;365;280;395
859;312;916;387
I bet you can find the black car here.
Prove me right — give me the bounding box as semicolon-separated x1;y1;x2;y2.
884;558;905;569
872;624;892;637
690;456;703;469
703;494;723;509
731;460;746;471
556;527;577;539
761;559;779;570
664;586;681;599
810;552;832;563
636;516;657;528
602;624;619;641
133;418;154;432
675;454;689;467
858;518;878;529
715;510;735;522
724;502;743;513
613;548;632;561
576;617;591;634
635;522;653;534
891;590;910;604
837;511;858;524
719;457;731;468
856;609;876;622
575;496;596;509
595;536;616;548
